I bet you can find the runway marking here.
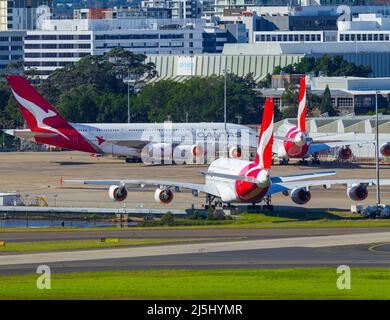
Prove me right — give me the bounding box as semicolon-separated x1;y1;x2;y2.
3;260;390;273
368;243;390;254
0;231;390;266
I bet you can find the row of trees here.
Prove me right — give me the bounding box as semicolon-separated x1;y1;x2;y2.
0;49;264;125
273;55;372;78
0;51;374;133
279;83;335;118
131;74;262;123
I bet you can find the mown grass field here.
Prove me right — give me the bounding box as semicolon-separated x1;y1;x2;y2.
0;237;226;252
2;211;390;232
1;268;390;300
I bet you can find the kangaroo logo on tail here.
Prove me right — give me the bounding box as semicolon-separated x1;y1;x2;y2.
11;89;70;141
4;74;97;154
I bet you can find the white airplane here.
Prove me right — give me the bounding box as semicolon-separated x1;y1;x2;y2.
65;98;390;209
3;75;258;164
274;76;370;165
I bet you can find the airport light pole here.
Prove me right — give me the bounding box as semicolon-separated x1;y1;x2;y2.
224;69;227;133
375;90;381;211
223;69;228;157
125;71;138;124
127;69;130;123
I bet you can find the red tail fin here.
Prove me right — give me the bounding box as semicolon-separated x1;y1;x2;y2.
255;98;274;169
5;75;69;131
4;75;97;154
297;76;307;132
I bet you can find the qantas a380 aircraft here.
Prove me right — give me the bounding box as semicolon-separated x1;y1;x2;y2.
3;75;257;164
65;98;390;209
274;76;362;165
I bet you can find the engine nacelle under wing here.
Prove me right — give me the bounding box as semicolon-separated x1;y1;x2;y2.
347;184;368;201
380;143;390;157
173;144;203;158
229;146;242;159
154;188;174;204
337;146;353;160
108;185;128;202
291;188;312;205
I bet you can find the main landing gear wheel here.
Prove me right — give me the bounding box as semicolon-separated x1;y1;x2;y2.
125;157;142;164
262;196;274;211
298;159;309;166
311;158;321;165
279;158;289;165
311;153;320;165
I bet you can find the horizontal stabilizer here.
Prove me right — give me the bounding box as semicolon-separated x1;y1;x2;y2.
270;171;336;183
201;171;259;184
4;129;58;140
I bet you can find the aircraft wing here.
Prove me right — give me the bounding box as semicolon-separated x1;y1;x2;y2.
267;178;390;196
4;129;57;140
99;139;150;149
64;179;221;197
309;141;363;154
202;171;336;184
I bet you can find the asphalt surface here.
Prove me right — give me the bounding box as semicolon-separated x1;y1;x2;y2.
0;151;389;210
2;227;390;242
0;152;390;275
1;231;390;274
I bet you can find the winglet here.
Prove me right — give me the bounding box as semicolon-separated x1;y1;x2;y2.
297;76;307;132
255;97;274;169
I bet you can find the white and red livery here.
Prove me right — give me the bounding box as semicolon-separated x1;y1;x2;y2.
65;98;390;208
3;75;257;163
275;76;360;165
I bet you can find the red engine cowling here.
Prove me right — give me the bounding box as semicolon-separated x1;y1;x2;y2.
380;143;390;157
108;185;128;202
174;144;203;158
347;184;368;201
154;188;174;204
229;146;242;158
291;188;312;205
338;146;353;160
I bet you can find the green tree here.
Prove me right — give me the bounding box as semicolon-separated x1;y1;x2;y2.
105;47;157;85
320;85;336;116
258;73;272;88
274;55;372;77
281;105;298;119
95;93;128;123
132;74;259;123
57;85;99;122
281;82;298;109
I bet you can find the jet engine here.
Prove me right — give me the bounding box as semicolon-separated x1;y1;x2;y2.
108;185;128;202
154;188;174;204
337;146;353;160
347;184;368;201
229;146;242;158
291;188;312;205
380;143;390;157
173;144;203;158
144;143;172;159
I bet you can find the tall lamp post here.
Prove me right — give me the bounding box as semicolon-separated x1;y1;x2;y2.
223;69;228;157
223;69;227;132
375;90;381;212
125;71;138;124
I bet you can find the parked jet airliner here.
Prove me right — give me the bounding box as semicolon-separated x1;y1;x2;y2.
274;76;378;165
3;75;258;163
65;98;390;208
